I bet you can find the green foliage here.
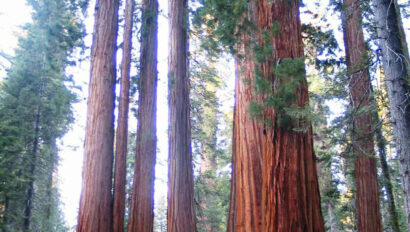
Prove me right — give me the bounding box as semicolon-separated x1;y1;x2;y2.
192;0;250;55
0;0;85;230
271;21;281;37
302;24;339;62
248;101;264;120
252;57;308;130
193;0;316;131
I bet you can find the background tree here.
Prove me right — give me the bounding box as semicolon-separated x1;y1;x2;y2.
127;0;159;231
372;81;401;232
113;0;135;231
301;6;348;231
0;0;85;230
342;0;382;230
190;48;232;231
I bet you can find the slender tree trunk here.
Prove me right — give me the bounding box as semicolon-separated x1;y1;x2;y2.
23;102;41;231
45;169;53;221
228;1;324;231
113;0;134;231
76;0;119;231
127;0;158;231
373;0;410;230
373;96;400;232
342;0;382;231
393;0;410;70
167;0;197;231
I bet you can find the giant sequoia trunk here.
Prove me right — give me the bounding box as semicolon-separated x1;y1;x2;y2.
167;0;197;231
113;0;134;231
342;0;382;231
373;0;410;229
76;0;119;231
127;0;158;231
228;1;324;231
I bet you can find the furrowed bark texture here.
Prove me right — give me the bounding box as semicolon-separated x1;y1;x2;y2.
127;0;158;231
167;0;197;231
342;0;382;231
76;0;119;231
228;6;263;231
228;0;324;231
113;0;134;231
373;0;410;229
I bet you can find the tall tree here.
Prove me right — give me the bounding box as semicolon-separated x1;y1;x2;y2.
113;0;134;231
167;0;197;231
372;87;401;232
228;0;324;231
127;0;158;231
0;0;84;230
190;54;231;232
372;0;410;229
76;0;119;231
341;0;382;231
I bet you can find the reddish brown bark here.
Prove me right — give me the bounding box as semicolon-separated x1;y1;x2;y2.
342;0;382;231
228;28;264;232
76;0;119;231
127;0;158;231
228;1;324;231
113;0;134;231
167;0;197;231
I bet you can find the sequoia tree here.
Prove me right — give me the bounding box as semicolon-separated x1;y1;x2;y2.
127;0;158;231
167;0;197;231
228;0;324;231
76;0;119;231
113;0;134;231
341;0;382;231
372;0;410;229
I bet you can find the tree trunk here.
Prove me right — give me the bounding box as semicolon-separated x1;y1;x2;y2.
373;0;410;229
113;0;134;231
127;0;158;231
373;97;400;232
167;0;197;231
76;0;119;231
369;81;401;232
228;20;263;232
23;102;41;231
228;1;324;231
342;0;382;231
45;168;53;221
197;127;218;232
